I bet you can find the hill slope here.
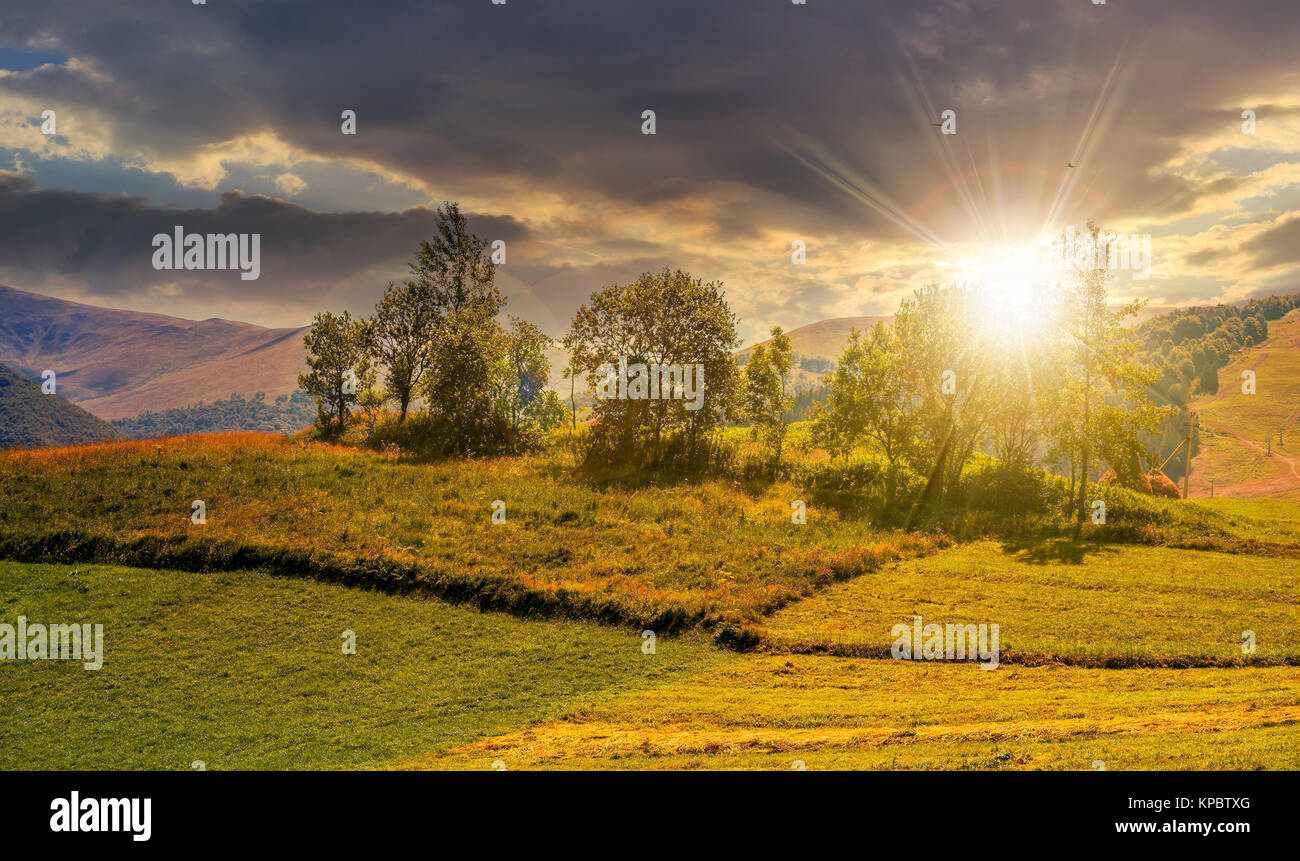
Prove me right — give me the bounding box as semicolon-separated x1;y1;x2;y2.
0;285;308;419
736;316;886;391
0;363;123;448
1189;309;1300;500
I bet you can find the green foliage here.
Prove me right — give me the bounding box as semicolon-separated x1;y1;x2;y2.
0;364;122;449
742;326;793;473
564;268;741;477
501;317;566;444
371;279;438;420
113;391;316;438
298;310;375;434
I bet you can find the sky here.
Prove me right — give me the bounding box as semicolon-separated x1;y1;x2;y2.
0;0;1298;344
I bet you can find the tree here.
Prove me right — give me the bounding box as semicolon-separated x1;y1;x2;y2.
814;323;916;501
742;327;793;473
404;201;515;454
408;201;503;318
892;283;996;523
564;269;740;474
422;306;508;455
371;279;437;420
500;317;565;440
1051;223;1165;534
298;311;374;434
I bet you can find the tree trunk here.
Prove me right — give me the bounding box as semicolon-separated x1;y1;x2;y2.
1074;371;1091;538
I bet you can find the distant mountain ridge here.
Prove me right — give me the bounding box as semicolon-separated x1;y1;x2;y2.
0;285;308;419
0;363;124;449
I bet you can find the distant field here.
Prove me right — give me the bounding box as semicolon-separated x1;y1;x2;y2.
753;540;1300;665
0;561;724;769
1190;498;1300;542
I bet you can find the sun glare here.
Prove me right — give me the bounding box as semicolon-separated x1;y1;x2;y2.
949;245;1060;336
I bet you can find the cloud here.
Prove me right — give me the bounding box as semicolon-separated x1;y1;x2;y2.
0;0;1297;335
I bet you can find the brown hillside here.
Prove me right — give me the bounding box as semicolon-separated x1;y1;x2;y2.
0;285;308;419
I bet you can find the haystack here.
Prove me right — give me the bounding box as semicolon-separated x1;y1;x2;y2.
1098;467;1152;494
1146;468;1181;498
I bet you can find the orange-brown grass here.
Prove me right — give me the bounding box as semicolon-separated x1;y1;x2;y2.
0;433;941;635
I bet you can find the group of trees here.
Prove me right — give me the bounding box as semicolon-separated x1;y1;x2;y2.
813;224;1166;529
559;268;799;476
300;206;1293;531
298;203;563;455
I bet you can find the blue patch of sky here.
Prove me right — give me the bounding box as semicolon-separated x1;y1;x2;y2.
0;44;68;71
1;147;430;214
0;148;217;208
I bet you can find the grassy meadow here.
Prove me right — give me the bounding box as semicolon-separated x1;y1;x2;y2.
2;430;1299;770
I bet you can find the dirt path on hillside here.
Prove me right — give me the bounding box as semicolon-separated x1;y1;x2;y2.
1190;315;1300;498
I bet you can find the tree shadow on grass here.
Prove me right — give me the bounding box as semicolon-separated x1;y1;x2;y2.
996;535;1122;565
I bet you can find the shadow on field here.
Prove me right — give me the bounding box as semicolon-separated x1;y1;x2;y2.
996;536;1121;565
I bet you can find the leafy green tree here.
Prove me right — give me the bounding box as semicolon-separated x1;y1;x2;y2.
564;269;740;473
500;317;565;440
409;201;503;318
298;311;375;434
814;322;917;502
743;326;793;472
422;306;508;455
371;279;437;421
1051;223;1165;533
892;283;996;522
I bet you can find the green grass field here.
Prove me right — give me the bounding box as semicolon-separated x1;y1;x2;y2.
0;560;723;769
755;540;1300;665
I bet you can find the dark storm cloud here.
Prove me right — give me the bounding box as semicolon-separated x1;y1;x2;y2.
0;171;528;303
0;0;1297;319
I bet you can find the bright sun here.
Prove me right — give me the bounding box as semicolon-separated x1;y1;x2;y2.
948;244;1060;336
